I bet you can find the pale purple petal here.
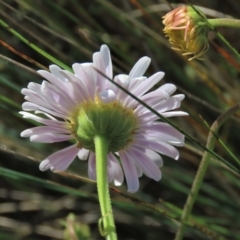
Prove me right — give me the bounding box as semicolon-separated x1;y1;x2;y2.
111;75;130;100
27;82;42;93
22;102;69;119
37;70;68;94
133;137;180;160
49;65;68;82
143;122;184;146
161;111;189;117
41;81;74;110
127;147;161;181
139;96;184;121
19;111;68;128
132;72;165;97
108;153;124;186
30;133;72;143
100;45;113;79
88;152;96;180
119;151;139;193
39;144;79;171
75;64;96;100
22;88;53;110
158;83;177;95
93;52;106;90
124;72;165;108
78;148;89;161
59;70;87;102
128;76;146;90
140;89;169;102
99;89;116;103
129;57;151;79
21;125;70;137
34;110;57;120
145;149;163;167
134;90;169;115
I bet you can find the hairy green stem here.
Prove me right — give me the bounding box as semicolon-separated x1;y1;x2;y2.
94;135;117;240
208;18;240;28
174;103;240;240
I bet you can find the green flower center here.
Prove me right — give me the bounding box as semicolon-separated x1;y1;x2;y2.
71;100;138;152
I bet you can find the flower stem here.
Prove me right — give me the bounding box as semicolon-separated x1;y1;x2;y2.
174;103;240;240
208;18;240;28
94;134;117;240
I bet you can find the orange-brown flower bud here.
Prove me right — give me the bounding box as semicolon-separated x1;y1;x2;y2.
162;6;210;61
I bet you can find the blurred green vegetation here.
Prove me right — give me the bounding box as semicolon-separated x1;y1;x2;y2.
0;0;240;239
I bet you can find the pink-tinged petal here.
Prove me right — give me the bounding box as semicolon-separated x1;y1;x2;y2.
129;76;146;90
134;90;169;115
93;52;106;90
145;149;163;167
27;82;42;93
41;81;75;110
99;89;116;103
30;133;72;143
108;153;124;186
37;70;68;94
143;111;188;123
124;72;165;108
22;89;53;110
60;70;87;102
115;75;129;87
140;97;183;121
152;141;180;160
88;152;96;180
143;122;185;146
140;89;169;102
129;57;151;79
78;148;89;160
22;102;68;119
72;63;96;100
49;65;67;82
158;83;177;95
21;125;70;137
111;75;130;100
127;147;161;181
132;72;165;97
100;45;113;80
72;64;92;99
119;151;139;193
122;76;147;107
22;88;37;97
19;111;67;128
172;94;185;101
160;111;189;118
133;138;179;160
39;144;79;171
34;111;57;120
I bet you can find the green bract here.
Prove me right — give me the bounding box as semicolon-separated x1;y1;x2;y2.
73;101;138;152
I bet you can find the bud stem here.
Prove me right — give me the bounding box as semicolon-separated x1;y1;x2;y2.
94;134;118;240
208;18;240;28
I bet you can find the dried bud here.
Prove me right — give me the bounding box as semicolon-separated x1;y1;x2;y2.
162;6;210;61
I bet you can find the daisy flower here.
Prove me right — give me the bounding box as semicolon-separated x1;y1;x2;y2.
20;45;187;193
